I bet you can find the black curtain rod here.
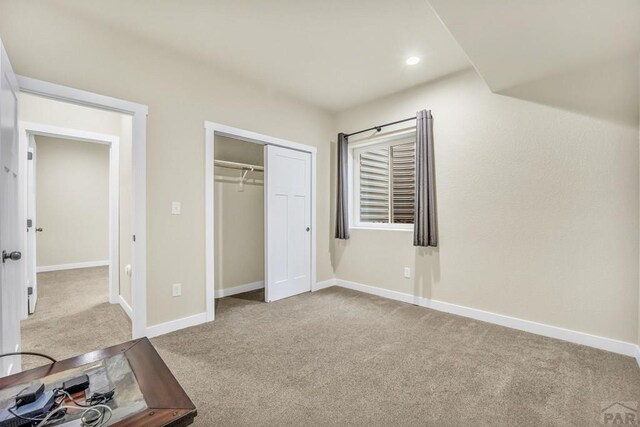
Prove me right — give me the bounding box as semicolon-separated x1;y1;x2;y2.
345;116;416;138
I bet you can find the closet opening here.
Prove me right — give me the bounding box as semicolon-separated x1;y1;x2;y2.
205;121;318;321
214;136;266;307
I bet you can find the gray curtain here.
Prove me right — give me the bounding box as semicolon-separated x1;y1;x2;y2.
335;132;350;239
414;110;437;247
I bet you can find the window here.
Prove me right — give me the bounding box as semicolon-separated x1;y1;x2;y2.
351;135;415;229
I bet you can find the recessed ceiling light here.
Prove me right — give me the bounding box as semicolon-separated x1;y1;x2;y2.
405;56;420;65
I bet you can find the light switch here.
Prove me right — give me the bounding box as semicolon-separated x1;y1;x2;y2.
172;283;182;297
404;267;411;279
171;201;181;215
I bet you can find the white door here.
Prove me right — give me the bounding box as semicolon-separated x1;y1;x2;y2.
0;38;22;376
26;136;37;313
265;145;311;302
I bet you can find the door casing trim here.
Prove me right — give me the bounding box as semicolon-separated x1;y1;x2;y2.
17;75;148;339
19;122;120;316
204;121;317;322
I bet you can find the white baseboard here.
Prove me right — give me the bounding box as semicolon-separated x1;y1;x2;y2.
215;281;264;298
337;279;419;304
312;278;336;292
118;295;133;320
145;312;208;339
37;260;109;273
635;346;640;369
334;279;639;358
215;279;336;298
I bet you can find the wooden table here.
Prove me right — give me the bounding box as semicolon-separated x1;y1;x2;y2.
0;338;197;426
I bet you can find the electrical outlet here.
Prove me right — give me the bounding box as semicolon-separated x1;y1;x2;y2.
404;267;411;279
171;201;181;215
172;283;182;297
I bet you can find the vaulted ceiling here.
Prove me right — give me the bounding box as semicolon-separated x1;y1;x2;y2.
50;0;471;112
38;0;640;110
428;0;640;92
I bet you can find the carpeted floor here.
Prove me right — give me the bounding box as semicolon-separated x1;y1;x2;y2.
22;272;640;426
21;267;131;371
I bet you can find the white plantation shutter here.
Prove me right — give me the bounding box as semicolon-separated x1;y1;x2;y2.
359;147;389;223
357;139;416;225
390;142;415;223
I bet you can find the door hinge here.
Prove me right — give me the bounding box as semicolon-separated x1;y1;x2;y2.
27;219;33;228
27;152;33;160
27;287;33;296
132;234;136;242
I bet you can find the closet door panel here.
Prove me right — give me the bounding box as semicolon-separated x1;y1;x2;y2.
265;145;311;302
271;193;288;284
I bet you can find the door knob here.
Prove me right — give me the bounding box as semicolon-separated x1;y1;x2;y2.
35;228;43;232
2;250;22;263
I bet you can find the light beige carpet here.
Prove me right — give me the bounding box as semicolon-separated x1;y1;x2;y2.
21;266;131;371
22;273;640;426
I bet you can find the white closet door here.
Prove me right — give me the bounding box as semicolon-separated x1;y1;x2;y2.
265;145;311;302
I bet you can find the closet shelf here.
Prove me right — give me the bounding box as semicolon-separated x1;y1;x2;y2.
214;159;264;172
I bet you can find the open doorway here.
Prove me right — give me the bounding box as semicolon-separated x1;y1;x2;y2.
0;48;147;377
17;94;133;370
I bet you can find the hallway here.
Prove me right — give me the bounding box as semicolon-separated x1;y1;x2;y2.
21;266;130;370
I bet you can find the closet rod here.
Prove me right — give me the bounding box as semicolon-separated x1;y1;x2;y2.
214;159;264;172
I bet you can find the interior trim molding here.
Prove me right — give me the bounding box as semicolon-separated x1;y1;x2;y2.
334;279;639;358
215;281;264;298
118;295;133;320
36;260;109;273
20;121;121;307
17;75;148;340
312;278;336;292
145;312;207;339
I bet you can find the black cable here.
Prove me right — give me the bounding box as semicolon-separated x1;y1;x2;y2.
7;385;114;427
8;406;44;422
55;389;114;426
8;391;66;424
9;387;114;427
0;351;56;363
86;390;115;406
57;389;115;407
8;408;66;423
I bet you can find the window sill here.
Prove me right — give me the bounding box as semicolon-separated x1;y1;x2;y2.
350;225;414;232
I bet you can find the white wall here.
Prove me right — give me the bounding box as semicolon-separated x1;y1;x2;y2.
0;1;334;327
214;137;264;291
334;56;640;344
19;93;133;303
35;136;109;267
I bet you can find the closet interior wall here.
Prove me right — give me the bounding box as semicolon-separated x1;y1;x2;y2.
214;136;265;296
